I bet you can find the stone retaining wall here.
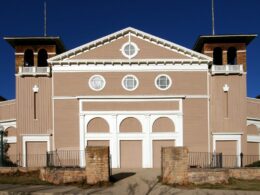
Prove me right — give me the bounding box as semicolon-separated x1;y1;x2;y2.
229;168;260;180
188;168;260;184
39;168;85;184
161;147;260;185
188;169;229;184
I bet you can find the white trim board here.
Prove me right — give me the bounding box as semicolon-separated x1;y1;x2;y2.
0;120;16;130
53;95;209;100
247;135;260;143
52;64;209;72
80;111;183;168
212;133;241;158
48;27;212;62
22;135;51;167
4;136;17;144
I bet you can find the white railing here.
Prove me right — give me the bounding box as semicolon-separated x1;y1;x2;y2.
18;66;50;76
211;65;243;75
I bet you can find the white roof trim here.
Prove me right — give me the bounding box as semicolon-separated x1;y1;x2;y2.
49;59;210;66
48;27;212;63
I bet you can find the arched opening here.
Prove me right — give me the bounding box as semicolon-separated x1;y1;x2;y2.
120;117;142;132
152;117;175;132
24;49;34;67
213;47;223;65
227;47;237;65
87;117;109;133
37;49;48;67
5;126;16;136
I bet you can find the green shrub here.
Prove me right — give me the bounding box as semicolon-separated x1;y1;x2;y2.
245;160;260;167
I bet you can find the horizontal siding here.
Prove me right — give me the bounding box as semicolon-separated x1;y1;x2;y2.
0;100;16;121
247;98;260;119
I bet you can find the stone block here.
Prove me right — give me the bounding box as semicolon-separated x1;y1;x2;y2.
85;146;110;185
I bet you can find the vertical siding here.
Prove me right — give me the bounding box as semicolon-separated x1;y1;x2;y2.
210;75;247;132
0;100;16;121
183;99;209;152
54;99;79;150
16;77;52;134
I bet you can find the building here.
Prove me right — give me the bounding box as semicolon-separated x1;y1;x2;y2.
0;27;260;168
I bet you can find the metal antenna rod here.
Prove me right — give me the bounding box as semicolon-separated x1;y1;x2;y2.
44;1;47;36
212;0;215;35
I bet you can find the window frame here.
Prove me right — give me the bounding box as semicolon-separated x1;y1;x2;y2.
155;74;172;91
88;75;106;91
120;42;139;59
121;74;139;91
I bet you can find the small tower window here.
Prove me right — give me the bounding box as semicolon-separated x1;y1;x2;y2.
227;47;237;65
24;49;34;67
37;49;48;67
213;47;223;65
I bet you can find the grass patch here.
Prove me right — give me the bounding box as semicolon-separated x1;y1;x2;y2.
0;170;50;185
196;178;260;191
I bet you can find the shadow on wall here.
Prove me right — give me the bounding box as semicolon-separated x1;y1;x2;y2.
110;172;136;182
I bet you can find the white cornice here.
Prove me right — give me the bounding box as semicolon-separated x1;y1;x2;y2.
52;63;209;72
52;95;209;100
48;27;212;62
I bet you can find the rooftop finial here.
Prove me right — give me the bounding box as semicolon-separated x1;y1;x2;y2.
44;1;47;36
212;0;215;35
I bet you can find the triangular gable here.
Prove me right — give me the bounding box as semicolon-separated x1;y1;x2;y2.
48;27;212;63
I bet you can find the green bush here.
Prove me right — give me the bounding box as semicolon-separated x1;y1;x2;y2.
245;160;260;167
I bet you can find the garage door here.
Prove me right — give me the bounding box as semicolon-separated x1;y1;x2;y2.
216;140;237;167
120;140;142;168
216;141;237;155
153;140;175;168
26;142;47;167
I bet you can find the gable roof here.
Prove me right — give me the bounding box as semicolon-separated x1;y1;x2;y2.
48;27;212;64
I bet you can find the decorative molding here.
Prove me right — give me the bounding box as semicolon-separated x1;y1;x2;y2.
48;27;212;63
0;120;16;130
223;84;229;92
247;118;260;129
32;85;39;93
51;63;209;72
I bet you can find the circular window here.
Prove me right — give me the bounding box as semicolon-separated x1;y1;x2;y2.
89;75;106;91
122;75;139;91
121;42;139;59
155;74;172;90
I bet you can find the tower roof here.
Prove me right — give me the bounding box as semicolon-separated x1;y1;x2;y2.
4;36;66;53
193;34;257;52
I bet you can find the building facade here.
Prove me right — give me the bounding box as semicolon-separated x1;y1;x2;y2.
0;27;260;168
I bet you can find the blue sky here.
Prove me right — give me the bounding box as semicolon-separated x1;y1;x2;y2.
0;0;259;99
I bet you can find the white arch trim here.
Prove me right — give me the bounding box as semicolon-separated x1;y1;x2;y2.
247;118;260;129
0;120;16;130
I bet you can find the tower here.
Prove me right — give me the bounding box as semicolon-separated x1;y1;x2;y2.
4;37;65;166
194;34;256;157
